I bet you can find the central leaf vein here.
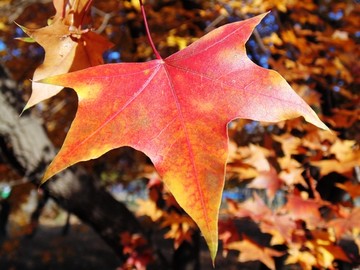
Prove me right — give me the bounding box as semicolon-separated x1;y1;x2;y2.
162;63;211;233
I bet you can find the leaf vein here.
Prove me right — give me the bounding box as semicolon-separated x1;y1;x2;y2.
67;65;161;155
163;64;212;233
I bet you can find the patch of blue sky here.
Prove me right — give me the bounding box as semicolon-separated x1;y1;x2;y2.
0;40;6;51
328;10;343;21
104;50;121;63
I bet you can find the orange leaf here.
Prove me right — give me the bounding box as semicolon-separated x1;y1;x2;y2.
227;237;283;270
37;13;328;260
19;0;112;110
283;194;327;227
161;212;195;249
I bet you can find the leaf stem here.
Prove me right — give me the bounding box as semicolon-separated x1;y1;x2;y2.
81;0;93;26
139;0;162;60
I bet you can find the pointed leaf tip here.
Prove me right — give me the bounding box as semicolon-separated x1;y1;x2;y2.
304;112;330;131
209;242;218;267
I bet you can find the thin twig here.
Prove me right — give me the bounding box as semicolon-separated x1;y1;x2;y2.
92;6;114;34
204;14;227;33
139;0;162;60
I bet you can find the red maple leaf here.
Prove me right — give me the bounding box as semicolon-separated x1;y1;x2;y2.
33;10;328;260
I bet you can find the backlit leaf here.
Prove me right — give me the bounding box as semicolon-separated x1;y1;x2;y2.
37;13;328;260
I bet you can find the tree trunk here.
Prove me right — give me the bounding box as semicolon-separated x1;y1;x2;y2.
0;66;149;265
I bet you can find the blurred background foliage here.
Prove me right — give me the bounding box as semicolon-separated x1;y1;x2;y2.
0;0;359;269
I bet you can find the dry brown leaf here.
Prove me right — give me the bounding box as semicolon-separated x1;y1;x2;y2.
19;0;113;109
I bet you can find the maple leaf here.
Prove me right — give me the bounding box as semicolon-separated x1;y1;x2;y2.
330;139;358;162
161;212;196;249
19;0;112;110
227;237;283;270
37;13;328;260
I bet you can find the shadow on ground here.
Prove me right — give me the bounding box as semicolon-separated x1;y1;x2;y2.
0;223;122;270
0;217;269;270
